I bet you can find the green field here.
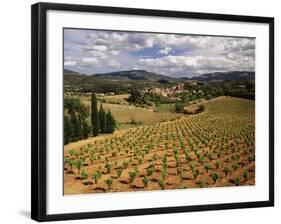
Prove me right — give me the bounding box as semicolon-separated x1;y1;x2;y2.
67;93;182;129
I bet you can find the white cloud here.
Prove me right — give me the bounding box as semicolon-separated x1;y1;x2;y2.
64;29;255;77
110;50;119;55
158;47;172;55
83;32;221;54
83;45;108;51
81;57;99;65
88;50;108;60
107;59;121;68
64;60;76;66
138;54;254;77
224;38;255;52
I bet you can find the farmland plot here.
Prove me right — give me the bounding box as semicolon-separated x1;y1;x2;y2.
64;96;255;194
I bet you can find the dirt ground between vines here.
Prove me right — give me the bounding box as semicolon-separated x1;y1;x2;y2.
64;96;255;195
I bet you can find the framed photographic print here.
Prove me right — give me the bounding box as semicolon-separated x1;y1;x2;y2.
31;2;274;222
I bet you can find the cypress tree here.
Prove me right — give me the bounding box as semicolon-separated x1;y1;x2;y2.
64;115;73;144
99;104;106;133
105;110;116;133
91;92;99;136
71;115;81;141
82;120;91;139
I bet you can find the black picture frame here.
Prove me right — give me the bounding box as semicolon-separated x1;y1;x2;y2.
31;2;274;222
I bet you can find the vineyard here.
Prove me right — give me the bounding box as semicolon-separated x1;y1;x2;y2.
64;96;255;194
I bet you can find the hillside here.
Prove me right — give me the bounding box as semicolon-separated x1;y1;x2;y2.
92;70;175;82
64;69;255;92
184;71;255;82
64;69;175;92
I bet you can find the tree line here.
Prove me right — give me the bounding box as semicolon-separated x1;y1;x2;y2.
64;93;116;144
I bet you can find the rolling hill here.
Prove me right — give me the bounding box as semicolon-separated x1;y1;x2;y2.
63;69;174;92
92;70;175;82
184;71;255;82
64;69;255;92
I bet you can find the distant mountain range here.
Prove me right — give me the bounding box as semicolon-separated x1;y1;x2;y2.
64;69;255;83
92;70;176;82
182;71;255;82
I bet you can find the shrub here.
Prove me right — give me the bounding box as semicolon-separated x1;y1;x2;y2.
243;169;249;182
142;176;149;187
199;179;206;188
232;163;239;172
105;178;113;189
146;164;155;176
215;160;221;169
248;155;255;163
65;158;74;171
129;170;137;183
199;156;205;165
81;169;88;180
193;169;199;179
80;156;86;164
205;94;212;100
223;167;229;177
185;153;192;162
116;168;123;178
122;160;130;169
159;179;166;190
75;159;82;174
234;177;240;186
92;170;102;184
89;155;96;165
105;162;112;174
211;172;219;184
69;149;76;157
175;102;185;113
204;164;212;173
178;167;184;181
162;168;167;180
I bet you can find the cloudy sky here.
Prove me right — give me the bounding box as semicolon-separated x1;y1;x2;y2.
64;28;255;78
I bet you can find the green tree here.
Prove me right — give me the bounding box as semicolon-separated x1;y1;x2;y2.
128;88;145;105
64;115;73;144
99;104;106;133
71;115;82;141
64;97;90;143
91;92;99;136
105;110;116;133
175;102;185;113
79;103;91;139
